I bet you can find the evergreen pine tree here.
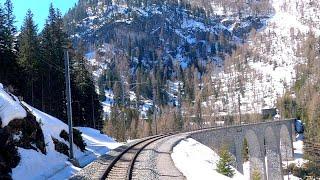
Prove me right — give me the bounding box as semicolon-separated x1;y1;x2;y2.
40;4;67;120
252;168;261;180
0;6;7;82
17;9;41;106
70;48;103;129
3;0;16;51
98;72;107;101
216;146;235;178
0;0;18;87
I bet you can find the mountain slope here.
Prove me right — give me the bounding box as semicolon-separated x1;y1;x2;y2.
212;0;320;116
63;0;273;124
65;0;270;71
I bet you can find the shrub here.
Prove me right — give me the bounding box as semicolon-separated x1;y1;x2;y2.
216;146;235;178
52;137;69;156
0;104;47;179
286;162;320;179
242;138;249;162
305;162;320;178
252;168;261;180
73;129;86;152
59;129;68;141
60;129;86;152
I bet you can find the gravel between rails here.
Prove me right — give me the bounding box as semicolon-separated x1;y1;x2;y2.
106;135;170;180
71;133;188;180
132;134;188;180
70;141;137;180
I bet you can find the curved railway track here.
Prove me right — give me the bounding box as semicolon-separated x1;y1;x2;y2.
102;133;174;180
100;121;277;180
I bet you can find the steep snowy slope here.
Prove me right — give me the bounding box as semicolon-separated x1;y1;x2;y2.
0;83;121;179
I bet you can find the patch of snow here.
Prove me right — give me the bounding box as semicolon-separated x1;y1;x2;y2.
47;163;81;180
76;127;121;150
85;51;95;59
182;19;206;30
283;175;299;180
172;138;246;180
13;131;23;141
283;133;307;168
0;86;27;127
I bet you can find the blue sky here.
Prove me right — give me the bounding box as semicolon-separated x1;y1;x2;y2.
0;0;78;31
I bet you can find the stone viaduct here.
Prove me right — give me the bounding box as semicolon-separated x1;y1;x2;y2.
188;119;295;180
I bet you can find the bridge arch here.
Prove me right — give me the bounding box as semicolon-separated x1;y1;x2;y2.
264;126;283;179
244;129;266;179
280;125;294;161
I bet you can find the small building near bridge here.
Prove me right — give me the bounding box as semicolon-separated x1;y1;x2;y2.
262;108;277;120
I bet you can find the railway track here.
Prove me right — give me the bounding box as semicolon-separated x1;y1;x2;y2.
102;133;174;180
101;120;285;180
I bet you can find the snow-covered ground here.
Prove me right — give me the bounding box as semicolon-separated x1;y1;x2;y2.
172;133;305;180
287;134;306;166
282;133;306;180
0;83;122;180
0;85;27;127
45;127;122;180
171;138;247;180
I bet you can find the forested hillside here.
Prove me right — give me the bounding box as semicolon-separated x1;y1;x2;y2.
0;1;103;129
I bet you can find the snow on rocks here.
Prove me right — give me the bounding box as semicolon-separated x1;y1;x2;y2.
0;83;121;179
0;86;27;127
12;104;121;179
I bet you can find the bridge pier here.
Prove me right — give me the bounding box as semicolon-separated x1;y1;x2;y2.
265;127;283;180
234;138;244;174
266;147;283;180
250;155;266;180
280;125;294;161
